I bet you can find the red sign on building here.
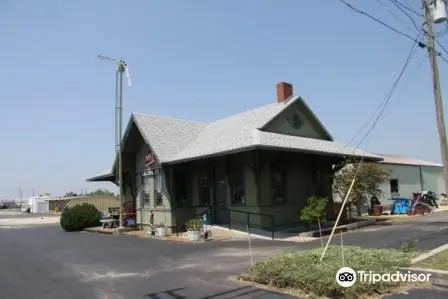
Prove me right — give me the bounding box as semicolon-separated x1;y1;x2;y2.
144;150;156;169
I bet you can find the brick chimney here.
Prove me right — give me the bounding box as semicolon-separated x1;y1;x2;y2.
276;82;293;103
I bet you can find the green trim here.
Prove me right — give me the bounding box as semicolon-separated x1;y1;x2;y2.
86;172;116;182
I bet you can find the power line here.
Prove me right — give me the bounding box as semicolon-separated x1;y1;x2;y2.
390;0;424;18
354;41;418;149
336;0;420;41
385;0;448;62
322;36;422;262
346;30;422;148
389;0;422;32
335;0;448;63
376;0;417;33
435;35;448;57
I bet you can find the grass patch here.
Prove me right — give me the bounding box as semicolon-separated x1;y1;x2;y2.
416;249;448;271
239;246;416;299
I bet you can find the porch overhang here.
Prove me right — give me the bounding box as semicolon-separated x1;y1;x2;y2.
163;145;383;165
86;171;116;183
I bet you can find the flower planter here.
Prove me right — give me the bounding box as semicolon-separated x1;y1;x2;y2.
187;230;201;241
156;227;167;238
146;228;153;236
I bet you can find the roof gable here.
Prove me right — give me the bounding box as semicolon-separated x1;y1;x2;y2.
260;97;333;141
111;113;207;171
133;113;207;162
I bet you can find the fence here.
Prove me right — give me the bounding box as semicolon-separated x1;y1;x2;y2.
48;196;120;212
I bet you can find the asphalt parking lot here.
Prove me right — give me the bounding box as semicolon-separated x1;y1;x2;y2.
0;211;447;298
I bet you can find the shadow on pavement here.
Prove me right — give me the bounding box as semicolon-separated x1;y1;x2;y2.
144;285;290;299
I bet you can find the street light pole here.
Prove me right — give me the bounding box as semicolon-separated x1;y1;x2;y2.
117;62;125;228
98;55;131;229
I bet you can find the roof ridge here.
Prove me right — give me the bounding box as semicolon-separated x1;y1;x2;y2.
131;100;284;127
375;152;442;166
207;101;280;125
132;112;208;125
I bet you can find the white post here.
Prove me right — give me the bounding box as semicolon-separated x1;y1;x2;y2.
247;224;254;267
340;230;345;267
318;217;323;247
320;174;357;262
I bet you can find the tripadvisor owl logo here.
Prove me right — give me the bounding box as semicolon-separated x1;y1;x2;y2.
336;267;357;287
335;267;431;287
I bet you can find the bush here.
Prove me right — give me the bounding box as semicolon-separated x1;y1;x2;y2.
240;246;415;299
60;203;101;232
300;196;328;224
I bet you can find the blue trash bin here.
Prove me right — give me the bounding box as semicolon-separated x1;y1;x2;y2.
392;198;410;214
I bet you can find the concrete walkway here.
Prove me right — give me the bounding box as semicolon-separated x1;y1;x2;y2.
0;215;60;228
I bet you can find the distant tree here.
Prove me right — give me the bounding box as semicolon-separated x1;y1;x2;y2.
88;189;115;197
63;192;78;198
333;161;390;216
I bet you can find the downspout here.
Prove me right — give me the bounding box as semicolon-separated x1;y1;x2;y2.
418;165;424;191
211;161;216;224
253;151;260;201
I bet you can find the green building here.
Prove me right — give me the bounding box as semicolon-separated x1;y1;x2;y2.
375;153;445;205
87;82;380;234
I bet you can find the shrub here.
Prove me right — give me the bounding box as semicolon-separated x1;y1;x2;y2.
240;246;415;299
300;196;328;224
60;203;101;232
186;218;201;231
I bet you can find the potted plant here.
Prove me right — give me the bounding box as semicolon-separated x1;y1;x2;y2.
186;218;202;241
154;222;167;237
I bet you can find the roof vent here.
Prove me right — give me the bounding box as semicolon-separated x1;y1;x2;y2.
276;82;293;103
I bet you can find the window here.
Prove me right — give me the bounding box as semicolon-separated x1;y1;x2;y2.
141;168;163;207
199;173;210;206
174;169;190;208
154;168;163;206
229;165;245;205
286;111;303;130
271;166;286;204
390;179;399;194
141;174;151;208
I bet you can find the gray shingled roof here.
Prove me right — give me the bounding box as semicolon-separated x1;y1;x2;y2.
133;114;207;162
376;153;442;167
131;96;380;164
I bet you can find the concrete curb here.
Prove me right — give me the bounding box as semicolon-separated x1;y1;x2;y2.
83;227;131;235
84;227;114;234
411;243;448;264
399;243;448;289
297;219;376;237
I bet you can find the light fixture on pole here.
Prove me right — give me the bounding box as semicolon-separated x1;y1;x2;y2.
428;0;447;23
97;54;132;228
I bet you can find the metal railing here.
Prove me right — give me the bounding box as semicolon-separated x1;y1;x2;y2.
197;206;276;240
138;205;277;239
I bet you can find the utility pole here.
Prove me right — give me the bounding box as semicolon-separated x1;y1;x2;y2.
97;55;131;229
423;0;448;195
